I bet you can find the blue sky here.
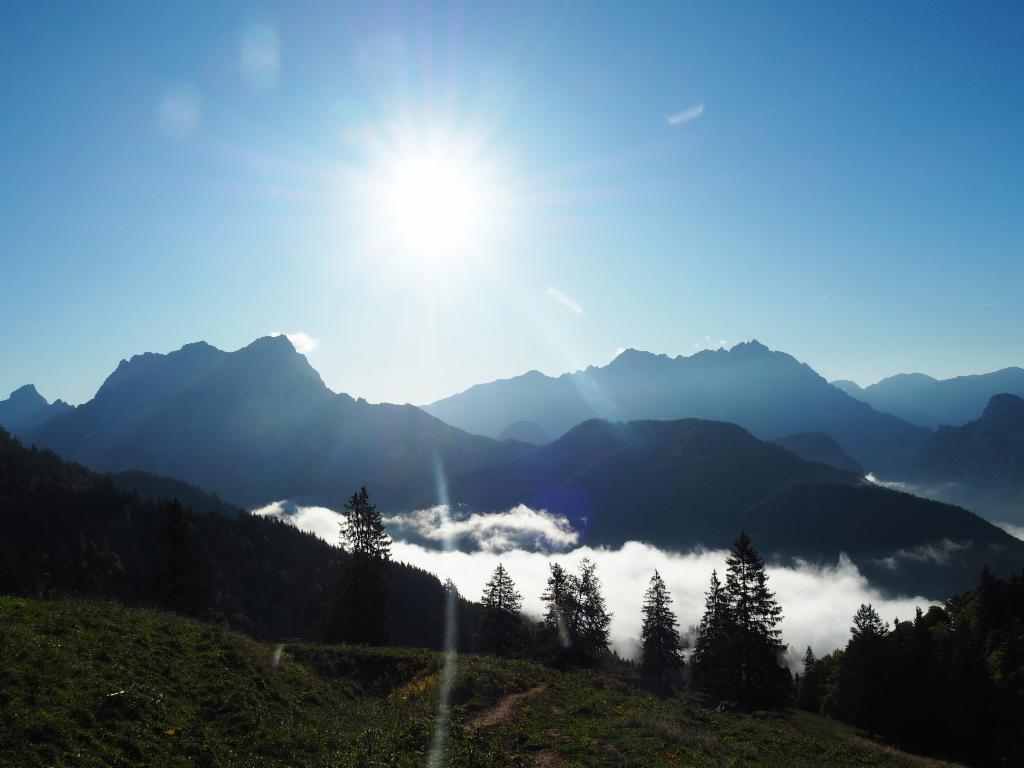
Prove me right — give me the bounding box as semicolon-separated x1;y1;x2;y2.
2;1;1022;406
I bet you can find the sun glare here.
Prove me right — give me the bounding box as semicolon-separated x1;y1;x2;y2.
352;127;500;267
385;152;481;255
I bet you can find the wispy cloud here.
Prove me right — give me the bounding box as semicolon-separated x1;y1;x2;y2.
978;301;999;310
876;539;972;570
270;331;319;354
692;335;727;351
666;103;705;126
546;286;583;316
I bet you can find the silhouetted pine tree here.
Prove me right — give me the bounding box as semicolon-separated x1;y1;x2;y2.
479;563;523;656
640;570;685;687
151;500;208;616
326;487;391;645
797;645;821;710
541;562;578;642
723;531;788;707
692;569;733;694
843;603;889;737
575;557;612;661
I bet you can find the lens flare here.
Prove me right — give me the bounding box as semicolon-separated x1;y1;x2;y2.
427;454;458;768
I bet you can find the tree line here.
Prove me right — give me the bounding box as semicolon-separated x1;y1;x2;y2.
303;486;792;707
309;486;1024;764
796;566;1024;765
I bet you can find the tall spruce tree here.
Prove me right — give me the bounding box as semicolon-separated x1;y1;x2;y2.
151;500;207;616
540;562;578;643
692;569;733;694
640;570;685;686
844;603;889;736
797;645;821;711
723;531;788;707
327;487;392;645
479;563;523;656
575;557;612;661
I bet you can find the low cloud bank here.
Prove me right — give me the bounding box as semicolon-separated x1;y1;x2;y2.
252;499;342;543
255;501;937;665
382;504;579;553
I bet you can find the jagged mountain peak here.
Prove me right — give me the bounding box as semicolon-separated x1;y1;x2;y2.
8;384;45;403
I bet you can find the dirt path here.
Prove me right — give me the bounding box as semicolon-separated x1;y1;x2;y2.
468;684;547;728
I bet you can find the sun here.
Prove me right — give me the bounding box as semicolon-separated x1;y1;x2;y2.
354;127;499;266
385;151;482;255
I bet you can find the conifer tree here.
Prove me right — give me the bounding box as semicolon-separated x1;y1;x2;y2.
640;570;685;686
723;531;788;707
797;645;821;711
692;569;733;694
574;557;612;660
479;563;523;656
327;487;392;645
540;562;578;644
151;500;207;616
844;603;889;736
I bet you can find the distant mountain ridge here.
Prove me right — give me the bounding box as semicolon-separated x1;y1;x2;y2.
0;385;73;436
26;336;521;509
902;393;1024;523
832;367;1024;427
425;341;929;473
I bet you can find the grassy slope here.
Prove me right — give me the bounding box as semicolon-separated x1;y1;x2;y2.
0;598;956;768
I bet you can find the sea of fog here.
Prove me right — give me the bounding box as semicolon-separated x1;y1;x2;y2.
253;500;939;667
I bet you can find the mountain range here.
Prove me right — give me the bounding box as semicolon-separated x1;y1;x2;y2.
425;342;930;473
832;367;1024;428
2;335;1022;597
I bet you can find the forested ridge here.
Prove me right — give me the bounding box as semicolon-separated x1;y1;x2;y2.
0;427;474;648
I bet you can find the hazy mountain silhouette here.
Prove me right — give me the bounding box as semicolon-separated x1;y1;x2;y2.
832;368;1024;427
771;432;864;474
28;336;519;509
903;393;1024;523
497;420;552;445
425;341;928;472
445;417;1022;596
0;385;73;436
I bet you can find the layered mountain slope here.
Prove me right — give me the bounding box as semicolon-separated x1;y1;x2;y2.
445;417;1024;596
0;384;73;436
447;418;858;545
771;431;864;474
743;482;1024;596
426;341;929;472
833;367;1024;427
902;394;1024;523
28;336;519;509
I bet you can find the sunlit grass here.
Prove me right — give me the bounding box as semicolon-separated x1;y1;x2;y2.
0;597;952;768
